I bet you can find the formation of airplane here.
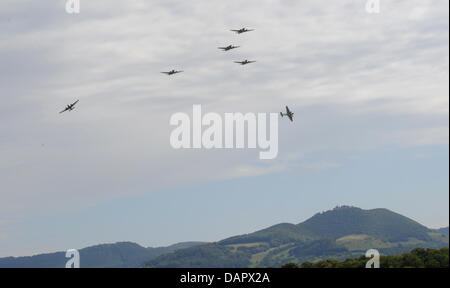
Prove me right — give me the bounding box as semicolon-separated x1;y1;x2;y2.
161;27;256;81
161;70;183;75
280;106;294;122
234;60;256;65
62;28;297;125
218;45;240;51
59;100;79;114
231;28;254;34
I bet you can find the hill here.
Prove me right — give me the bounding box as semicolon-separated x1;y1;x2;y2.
144;206;449;267
297;206;432;242
1;206;447;268
0;241;204;268
434;227;449;236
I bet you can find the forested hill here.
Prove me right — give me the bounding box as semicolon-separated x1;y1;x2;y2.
144;206;449;268
1;206;447;268
0;241;204;268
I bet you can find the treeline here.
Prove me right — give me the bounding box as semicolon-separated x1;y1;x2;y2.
282;248;449;268
143;244;251;268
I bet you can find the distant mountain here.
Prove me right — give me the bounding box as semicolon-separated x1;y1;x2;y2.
434;227;449;236
297;206;432;242
144;206;449;268
0;241;204;268
2;206;447;268
145;244;251;268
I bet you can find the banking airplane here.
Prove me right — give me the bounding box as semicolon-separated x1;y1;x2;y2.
218;45;240;51
231;28;254;34
161;70;183;75
59;100;79;114
280;106;294;122
234;60;256;65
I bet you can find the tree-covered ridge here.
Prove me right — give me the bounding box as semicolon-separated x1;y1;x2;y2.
282;248;449;268
144;244;251;268
0;241;205;268
434;227;449;236
298;206;432;242
2;206;448;268
144;207;449;268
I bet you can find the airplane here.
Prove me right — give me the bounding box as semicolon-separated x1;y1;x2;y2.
234;60;256;66
59;100;79;114
280;106;294;122
231;28;254;34
161;70;183;75
218;45;240;51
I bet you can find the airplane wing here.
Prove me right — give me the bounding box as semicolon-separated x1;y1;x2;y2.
59;107;69;114
161;72;171;75
234;61;243;64
231;30;239;32
286;106;291;114
72;100;79;106
248;61;256;63
288;114;293;122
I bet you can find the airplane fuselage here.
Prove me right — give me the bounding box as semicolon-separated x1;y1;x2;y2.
163;70;182;75
60;101;79;114
220;45;239;51
232;28;254;34
237;60;255;65
280;107;294;122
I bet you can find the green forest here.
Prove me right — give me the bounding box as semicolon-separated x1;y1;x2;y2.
282;248;449;268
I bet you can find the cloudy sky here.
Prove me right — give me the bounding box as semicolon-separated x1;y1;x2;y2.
0;0;448;257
